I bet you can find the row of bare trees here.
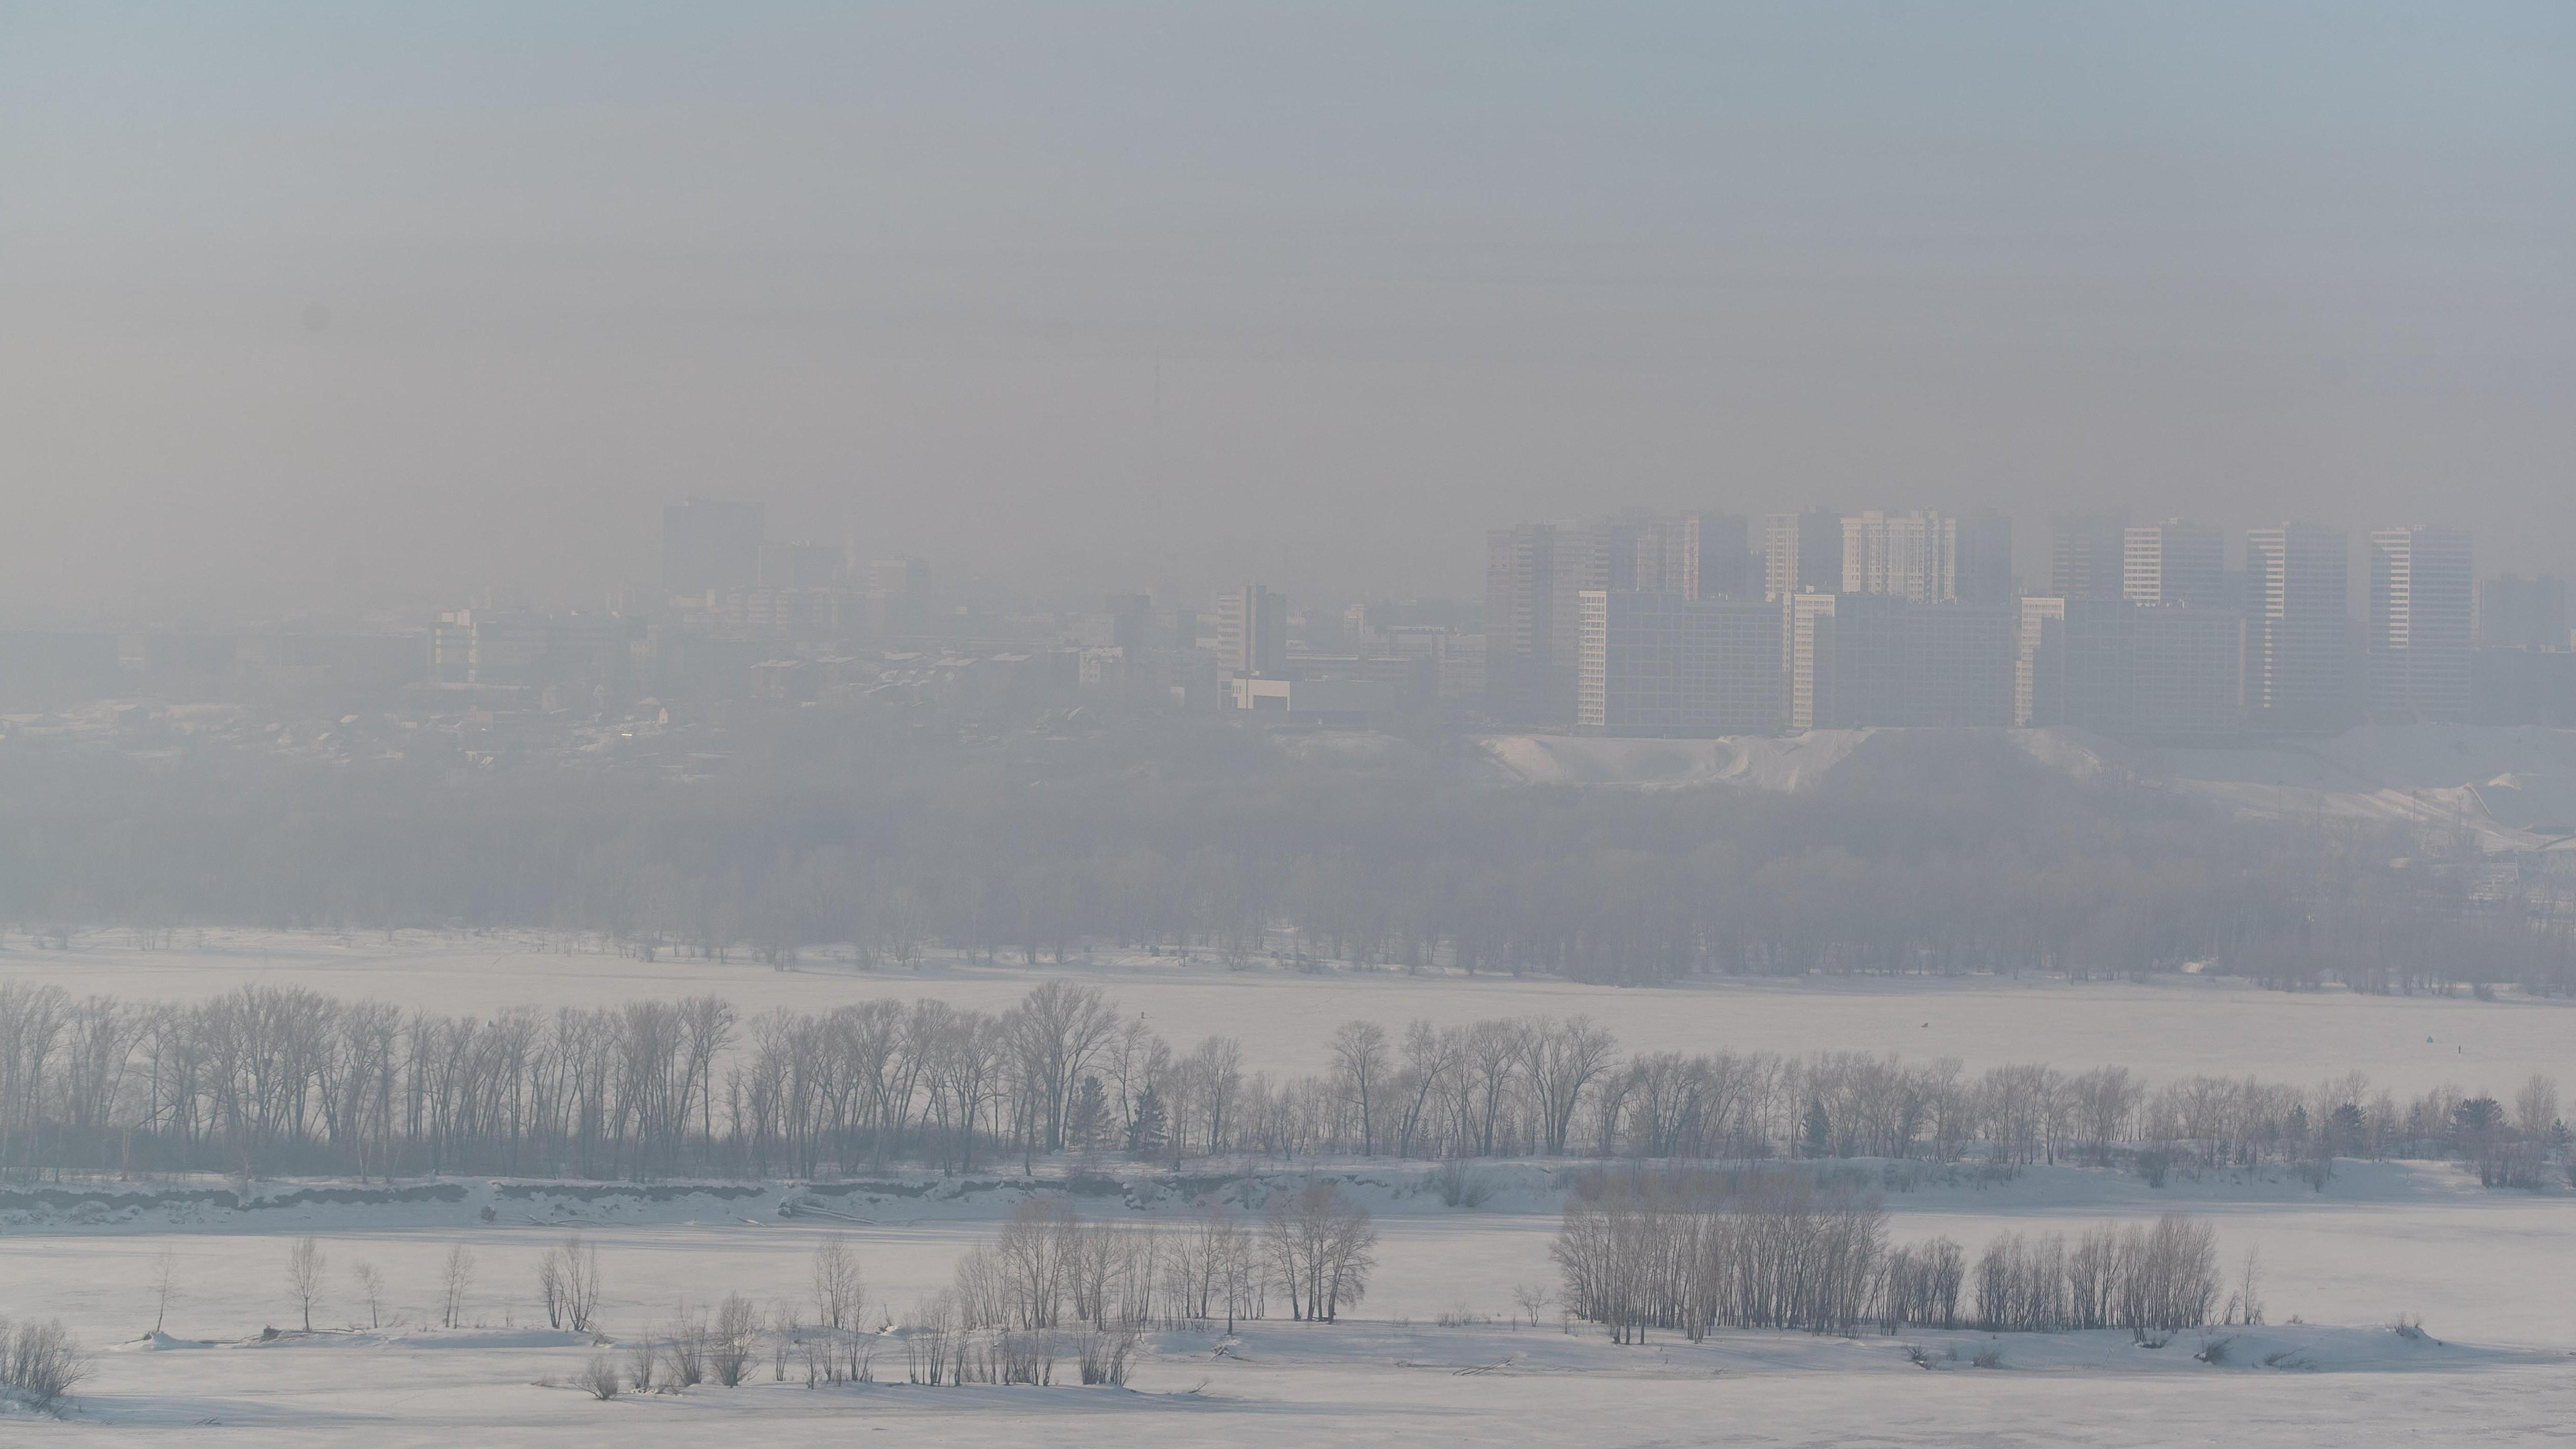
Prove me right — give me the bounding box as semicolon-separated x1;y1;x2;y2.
901;1183;1373;1386
1967;1218;2221;1334
3;979;2563;1182
1553;1170;1888;1340
1553;1168;2223;1342
925;1182;1373;1338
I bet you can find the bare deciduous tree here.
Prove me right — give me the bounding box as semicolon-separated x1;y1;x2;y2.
1511;1282;1551;1329
663;1304;707;1387
1329;1021;1392;1156
351;1261;384;1330
812;1234;863;1331
149;1246;180;1336
710;1294;760;1387
439;1244;476;1330
1263;1178;1376;1323
537;1232;604;1333
284;1236;327;1333
626;1334;658;1392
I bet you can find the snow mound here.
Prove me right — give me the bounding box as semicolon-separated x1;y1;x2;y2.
1896;1322;2539;1375
1473;731;1875;791
114;1331;220;1351
227;1327;596;1350
2011;724;2576;850
1179;1318;2548;1380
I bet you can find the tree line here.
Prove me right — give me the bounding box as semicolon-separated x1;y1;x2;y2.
4;727;2567;990
3;979;2563;1185
1552;1167;2225;1342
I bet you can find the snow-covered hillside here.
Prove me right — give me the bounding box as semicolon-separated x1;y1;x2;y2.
1474;724;2576;851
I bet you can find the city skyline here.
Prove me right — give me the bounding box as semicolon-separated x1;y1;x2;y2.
12;490;2571;740
10;6;2576;626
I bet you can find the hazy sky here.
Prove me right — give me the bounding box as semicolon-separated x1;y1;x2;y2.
5;2;2572;624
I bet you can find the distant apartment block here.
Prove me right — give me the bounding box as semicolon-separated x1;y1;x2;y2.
1763;509;1845;602
1483;516;1660;722
1790;594;2015;729
1787;592;1840;731
432;608;635;693
1838;510;2011;606
1214;584;1287;678
2050;514;2129;600
2019;596;2244;735
1841;511;1955;604
2368;526;2473;722
2247;523;2352;731
1637;512;1756;601
2123;521;2227;609
1575;591;1784;735
1485;522;1558;719
1548;521;1630;699
1952;509;2016;606
2130;606;2246;736
1225;675;1396;721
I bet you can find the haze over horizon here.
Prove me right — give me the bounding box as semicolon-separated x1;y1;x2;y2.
6;2;2572;626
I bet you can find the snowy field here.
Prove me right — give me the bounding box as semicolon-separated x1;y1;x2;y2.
5;1162;2575;1444
6;930;2575;1442
2;927;2570;1093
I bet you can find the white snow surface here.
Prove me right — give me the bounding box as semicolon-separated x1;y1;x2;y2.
9;927;2576;1441
7;1158;2575;1444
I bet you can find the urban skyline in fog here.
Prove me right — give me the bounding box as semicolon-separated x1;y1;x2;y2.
11;8;2576;1441
8;5;2575;625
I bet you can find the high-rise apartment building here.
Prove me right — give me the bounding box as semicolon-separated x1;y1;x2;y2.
1575;591;1783;735
1214;584;1287;678
1787;591;1841;731
1637;513;1754;601
1789;594;2014;729
2481;574;2569;650
1901;604;2019;726
1842;509;2009;605
1763;509;1845;601
1842;510;1954;604
2367;527;2473;722
1634;517;1688;597
1485;517;1665;722
2050;514;2129;600
2016;596;2069;728
1548;521;1635;697
662;498;765;597
2019;596;2243;735
2247;523;2352;731
1954;509;2016;606
1485;523;1556;719
2130;606;2246;736
2123;521;2227;609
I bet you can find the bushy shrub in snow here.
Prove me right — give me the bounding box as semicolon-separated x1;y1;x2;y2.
0;1318;90;1415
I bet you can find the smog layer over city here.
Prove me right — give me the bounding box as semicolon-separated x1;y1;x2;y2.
3;6;2574;1445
